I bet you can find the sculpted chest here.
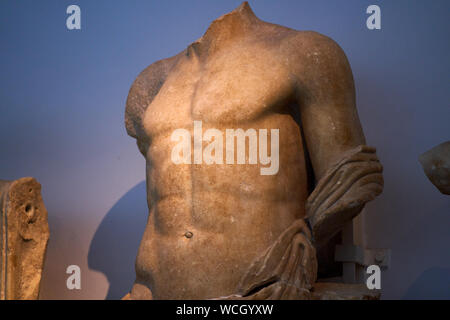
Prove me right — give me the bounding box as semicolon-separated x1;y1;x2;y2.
142;43;295;138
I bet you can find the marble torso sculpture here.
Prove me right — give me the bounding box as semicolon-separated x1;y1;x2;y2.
125;2;383;299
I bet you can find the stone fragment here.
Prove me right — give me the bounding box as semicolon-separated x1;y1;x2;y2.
419;141;450;195
0;177;50;300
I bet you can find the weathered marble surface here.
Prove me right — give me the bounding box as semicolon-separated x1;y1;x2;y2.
124;2;383;299
419;141;450;195
0;177;49;300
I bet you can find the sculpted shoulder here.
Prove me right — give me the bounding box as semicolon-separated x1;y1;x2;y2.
125;51;185;139
247;23;355;104
277;30;355;100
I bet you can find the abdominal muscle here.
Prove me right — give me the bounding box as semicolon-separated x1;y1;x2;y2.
134;115;309;299
135;170;308;299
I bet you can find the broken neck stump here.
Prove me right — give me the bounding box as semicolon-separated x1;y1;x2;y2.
0;177;50;300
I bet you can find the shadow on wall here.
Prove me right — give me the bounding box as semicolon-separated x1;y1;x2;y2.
403;267;450;300
88;181;148;300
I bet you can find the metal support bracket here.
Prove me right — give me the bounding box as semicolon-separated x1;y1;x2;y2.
335;245;391;268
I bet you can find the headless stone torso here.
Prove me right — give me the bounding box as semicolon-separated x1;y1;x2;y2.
135;5;309;299
125;2;383;300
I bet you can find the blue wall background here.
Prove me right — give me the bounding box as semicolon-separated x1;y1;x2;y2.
0;0;448;299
